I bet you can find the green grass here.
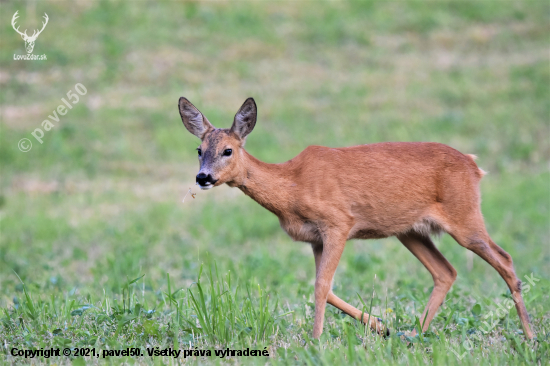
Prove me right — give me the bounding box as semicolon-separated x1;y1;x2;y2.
1;1;549;365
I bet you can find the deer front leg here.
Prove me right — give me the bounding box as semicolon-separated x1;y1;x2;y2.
312;243;388;337
311;233;348;338
313;240;346;338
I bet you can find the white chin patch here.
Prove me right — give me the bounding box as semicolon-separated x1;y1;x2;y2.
199;184;214;190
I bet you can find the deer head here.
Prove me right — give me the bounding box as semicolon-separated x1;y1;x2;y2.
178;97;257;190
12;11;49;54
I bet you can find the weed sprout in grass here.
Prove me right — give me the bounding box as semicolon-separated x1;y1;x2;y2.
181;264;291;347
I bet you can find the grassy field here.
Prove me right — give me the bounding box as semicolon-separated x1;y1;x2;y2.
1;1;549;364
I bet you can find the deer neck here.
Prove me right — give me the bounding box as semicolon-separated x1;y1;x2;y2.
233;150;291;217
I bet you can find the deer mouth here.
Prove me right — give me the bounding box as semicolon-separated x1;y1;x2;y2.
196;181;217;190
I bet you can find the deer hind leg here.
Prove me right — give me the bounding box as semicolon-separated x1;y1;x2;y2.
311;243;387;337
397;232;457;335
447;216;534;339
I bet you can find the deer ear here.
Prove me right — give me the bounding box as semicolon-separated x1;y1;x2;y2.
231;98;257;141
178;97;214;140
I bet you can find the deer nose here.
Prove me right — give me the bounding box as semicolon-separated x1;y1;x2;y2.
196;173;214;186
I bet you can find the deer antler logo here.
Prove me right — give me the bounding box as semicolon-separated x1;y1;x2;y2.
11;11;49;54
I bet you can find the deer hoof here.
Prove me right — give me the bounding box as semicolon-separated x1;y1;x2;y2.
375;318;390;337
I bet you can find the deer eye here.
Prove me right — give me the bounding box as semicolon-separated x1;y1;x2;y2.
223;149;232;156
197;148;202;157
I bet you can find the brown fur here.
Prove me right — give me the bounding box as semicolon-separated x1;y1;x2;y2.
178;97;534;340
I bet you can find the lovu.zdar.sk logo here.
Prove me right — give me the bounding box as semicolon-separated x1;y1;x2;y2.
12;10;48;60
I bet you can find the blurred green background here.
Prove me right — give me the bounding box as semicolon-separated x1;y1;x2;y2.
0;1;549;364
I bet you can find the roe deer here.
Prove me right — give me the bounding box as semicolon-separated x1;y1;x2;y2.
178;97;534;340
